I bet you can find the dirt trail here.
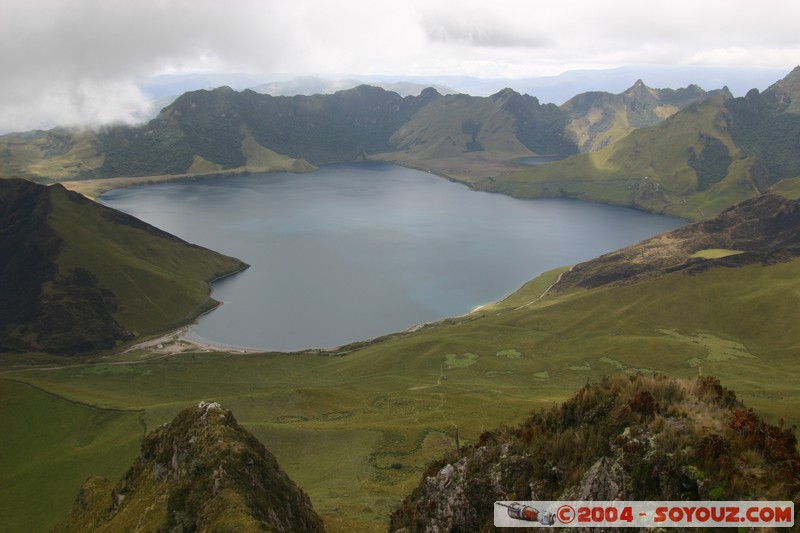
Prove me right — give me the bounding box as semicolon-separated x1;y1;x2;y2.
515;265;575;310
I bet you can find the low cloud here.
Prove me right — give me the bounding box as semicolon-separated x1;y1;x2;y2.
420;10;548;48
2;0;799;132
0;77;154;132
0;0;296;131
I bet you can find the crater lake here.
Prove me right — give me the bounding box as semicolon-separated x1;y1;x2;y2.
101;163;684;351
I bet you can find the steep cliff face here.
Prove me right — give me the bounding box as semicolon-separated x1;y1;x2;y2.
390;375;799;532
57;402;325;532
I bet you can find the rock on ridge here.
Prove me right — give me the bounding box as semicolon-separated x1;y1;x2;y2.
57;402;325;532
390;375;800;532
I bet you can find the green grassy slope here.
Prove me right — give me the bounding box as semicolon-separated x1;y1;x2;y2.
5;195;800;530
0;128;103;182
0;179;247;354
390;92;531;159
562;81;723;152
0;379;142;533
0;113;315;185
487;93;764;220
485;68;800;221
48;185;247;338
8;252;800;531
390;89;577;160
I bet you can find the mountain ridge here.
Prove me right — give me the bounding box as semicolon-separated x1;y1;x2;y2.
5;68;790;222
4;68;795;224
1;76;725;198
561;81;731;152
390;375;799;532
56;401;325;532
488;67;800;220
0;179;247;355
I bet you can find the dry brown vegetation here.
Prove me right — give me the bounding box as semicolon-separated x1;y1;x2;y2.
390;374;799;532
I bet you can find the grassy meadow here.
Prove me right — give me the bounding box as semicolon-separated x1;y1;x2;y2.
3;255;800;531
0;380;142;532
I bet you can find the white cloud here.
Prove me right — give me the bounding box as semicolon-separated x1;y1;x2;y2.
0;79;153;132
1;0;798;132
419;7;549;48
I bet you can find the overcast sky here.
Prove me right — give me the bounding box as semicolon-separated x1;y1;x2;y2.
2;0;799;132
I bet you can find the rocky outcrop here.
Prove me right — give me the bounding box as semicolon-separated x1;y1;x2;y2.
390;375;800;532
57;402;325;532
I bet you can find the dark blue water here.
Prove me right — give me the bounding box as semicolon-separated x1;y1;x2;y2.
101;163;683;351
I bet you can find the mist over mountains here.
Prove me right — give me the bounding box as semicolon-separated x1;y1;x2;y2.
141;65;788;103
60;65;796;130
4;65;799;226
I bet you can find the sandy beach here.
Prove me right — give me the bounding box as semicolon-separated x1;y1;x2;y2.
123;325;264;357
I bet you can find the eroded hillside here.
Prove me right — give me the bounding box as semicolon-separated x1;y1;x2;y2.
553;193;800;291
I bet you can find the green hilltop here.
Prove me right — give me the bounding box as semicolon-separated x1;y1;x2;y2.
0;179;247;355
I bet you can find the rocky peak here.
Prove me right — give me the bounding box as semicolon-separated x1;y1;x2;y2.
624;78;656;98
490;87;522;103
390;375;800;532
57;402;325;532
764;65;800;114
419;86;441;99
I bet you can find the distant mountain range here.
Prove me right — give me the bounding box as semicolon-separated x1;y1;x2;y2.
139;65;789;104
250;76;458;98
490;66;800;219
3;67;799;222
0;76;724;183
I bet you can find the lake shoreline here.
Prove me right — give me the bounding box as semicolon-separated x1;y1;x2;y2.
101;164;685;352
